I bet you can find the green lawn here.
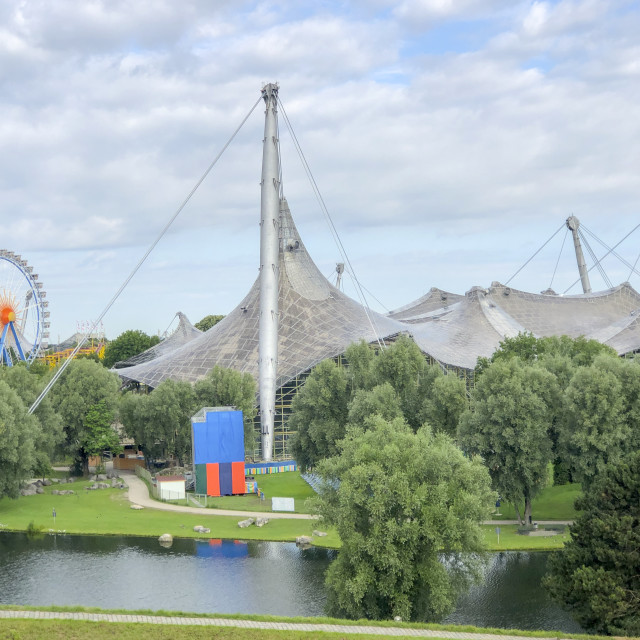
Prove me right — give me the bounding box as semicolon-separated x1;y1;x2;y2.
0;478;338;546
194;471;317;513
0;475;572;552
482;524;568;550
492;483;582;521
0;619;423;640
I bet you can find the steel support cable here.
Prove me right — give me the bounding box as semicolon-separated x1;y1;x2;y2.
580;224;640;280
277;97;385;350
505;223;565;286
29;95;263;414
344;271;391;313
563;222;640;294
549;227;569;290
160;312;179;339
628;251;640;282
578;229;613;289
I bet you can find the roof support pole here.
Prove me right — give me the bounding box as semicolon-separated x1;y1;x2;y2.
566;216;591;293
258;83;280;461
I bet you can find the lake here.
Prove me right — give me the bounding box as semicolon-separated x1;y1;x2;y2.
0;532;583;632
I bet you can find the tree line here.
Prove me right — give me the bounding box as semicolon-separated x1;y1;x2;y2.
288;334;640;632
0;358;255;497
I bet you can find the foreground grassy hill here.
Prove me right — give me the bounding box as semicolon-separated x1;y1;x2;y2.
0;606;615;640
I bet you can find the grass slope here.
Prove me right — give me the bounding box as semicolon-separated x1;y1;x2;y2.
0;619;419;640
0;477;338;546
492;484;582;521
0;474;579;551
197;472;317;513
0;606;615;640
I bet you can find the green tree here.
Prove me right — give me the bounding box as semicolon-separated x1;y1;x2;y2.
102;329;161;368
130;379;196;466
0;364;63;467
288;359;349;471
476;332;616;375
594;355;640;451
347;383;403;428
558;361;628;486
195;314;225;332
421;373;468;439
193;366;257;451
120;366;257;465
0;380;39;498
317;416;494;622
344;340;377;392
544;451;640;636
289;337;463;467
48;359;121;475
373;335;437;431
82;399;122;463
459;358;558;524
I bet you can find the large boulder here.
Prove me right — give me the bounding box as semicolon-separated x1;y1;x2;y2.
237;518;255;528
158;533;173;548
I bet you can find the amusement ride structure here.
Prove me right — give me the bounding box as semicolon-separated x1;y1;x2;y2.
0;249;49;365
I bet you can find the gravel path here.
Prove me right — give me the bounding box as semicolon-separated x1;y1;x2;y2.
121;471;315;520
0;609;577;639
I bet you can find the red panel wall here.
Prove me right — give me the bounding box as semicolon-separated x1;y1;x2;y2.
231;461;245;495
206;463;220;497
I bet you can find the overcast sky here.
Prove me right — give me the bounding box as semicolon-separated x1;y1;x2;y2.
1;0;639;344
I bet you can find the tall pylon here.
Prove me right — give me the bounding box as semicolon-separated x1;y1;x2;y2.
258;83;281;461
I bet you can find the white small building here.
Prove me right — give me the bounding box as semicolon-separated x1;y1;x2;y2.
157;475;186;501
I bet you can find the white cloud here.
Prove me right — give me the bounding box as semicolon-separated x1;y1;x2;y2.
394;0;511;24
0;0;638;340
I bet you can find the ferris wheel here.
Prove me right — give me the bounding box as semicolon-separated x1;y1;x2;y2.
0;250;50;366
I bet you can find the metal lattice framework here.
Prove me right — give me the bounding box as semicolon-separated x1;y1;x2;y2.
0;249;49;365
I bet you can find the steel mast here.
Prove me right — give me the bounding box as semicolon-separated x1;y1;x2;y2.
566;215;591;293
258;83;281;461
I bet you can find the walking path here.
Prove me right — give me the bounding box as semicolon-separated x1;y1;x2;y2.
120;472;573;526
0;609;577;639
50;467;574;527
121;471;315;520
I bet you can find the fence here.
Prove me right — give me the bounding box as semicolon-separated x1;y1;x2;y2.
135;465;158;499
188;494;208;508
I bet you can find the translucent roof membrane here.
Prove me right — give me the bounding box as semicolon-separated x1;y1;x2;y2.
119;199;640;388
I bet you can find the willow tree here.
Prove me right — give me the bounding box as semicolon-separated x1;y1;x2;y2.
317;416;494;622
459;358;558;524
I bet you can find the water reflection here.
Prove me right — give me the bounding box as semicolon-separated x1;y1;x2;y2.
443;551;584;633
0;532;334;617
0;532;581;632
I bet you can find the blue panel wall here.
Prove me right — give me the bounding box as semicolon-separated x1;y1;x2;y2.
193;410;244;465
219;462;232;496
